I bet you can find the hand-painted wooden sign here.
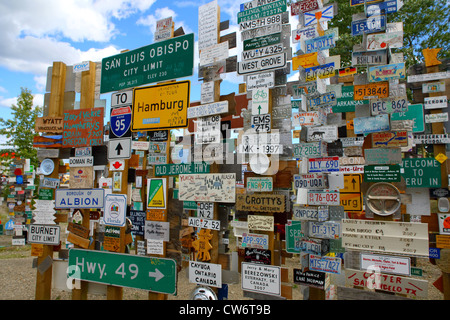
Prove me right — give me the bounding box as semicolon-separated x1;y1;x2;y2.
192;229;213;261
247;214;274;231
62;108;103;148
371;131;408;148
178;173;236;203
366;31;403;51
35;117;63;133
236;193;285;212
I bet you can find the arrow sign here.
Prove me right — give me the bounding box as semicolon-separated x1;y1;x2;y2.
68;249;177;294
108;138;131;160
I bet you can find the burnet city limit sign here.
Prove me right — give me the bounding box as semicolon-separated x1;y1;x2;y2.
100;33;195;93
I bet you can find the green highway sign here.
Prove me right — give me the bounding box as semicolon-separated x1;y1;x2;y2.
390;104;424;133
285;220;303;253
237;0;287;23
68;249;177;294
243;33;281;51
364;165;401;182
154;162;210;176
100;33;194;93
402;158;441;188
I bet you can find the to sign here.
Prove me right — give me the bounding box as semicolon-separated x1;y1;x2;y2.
132;80;190;131
68;249;177;294
111;90;133;107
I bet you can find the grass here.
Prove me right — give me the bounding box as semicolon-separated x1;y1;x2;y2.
0;244;31;259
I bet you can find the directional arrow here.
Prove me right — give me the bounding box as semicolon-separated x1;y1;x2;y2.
149;268;164;282
115;143;123;155
351;178;356;190
258;105;262;114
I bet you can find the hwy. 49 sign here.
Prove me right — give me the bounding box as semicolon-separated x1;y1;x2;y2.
110;106;132;139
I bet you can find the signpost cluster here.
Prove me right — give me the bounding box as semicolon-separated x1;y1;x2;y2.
25;0;450;301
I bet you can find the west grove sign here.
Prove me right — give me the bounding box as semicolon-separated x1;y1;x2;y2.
100;33;194;93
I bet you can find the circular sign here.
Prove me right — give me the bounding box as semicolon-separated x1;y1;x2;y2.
366;182;401;216
110;106;132;138
40;158;55;175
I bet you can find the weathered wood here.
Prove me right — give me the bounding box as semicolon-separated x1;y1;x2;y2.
337;286;411;300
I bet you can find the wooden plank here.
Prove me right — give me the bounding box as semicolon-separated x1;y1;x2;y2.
337;286;411;300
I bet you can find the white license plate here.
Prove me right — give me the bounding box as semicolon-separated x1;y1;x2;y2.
309;221;341;239
188;217;220;231
308;190;340;205
308;157;340;173
241;233;269;249
294;174;327;189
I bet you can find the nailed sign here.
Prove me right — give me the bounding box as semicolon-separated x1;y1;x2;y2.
132;80;190;131
100;33;194;93
62;108;104;148
236;193;285;212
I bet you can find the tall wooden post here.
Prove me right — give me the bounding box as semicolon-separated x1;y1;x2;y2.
72;61;97;300
35;61;66;300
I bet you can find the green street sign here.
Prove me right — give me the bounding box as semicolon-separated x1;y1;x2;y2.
364;165;401;182
390;104;424;132
243;33;281;51
285;220;303;253
100;33;194;93
68;249;177;294
237;0;287;23
402;158;441;188
154;162;210;176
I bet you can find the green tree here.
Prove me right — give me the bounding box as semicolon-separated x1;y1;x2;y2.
0;88;42;168
328;0;450;68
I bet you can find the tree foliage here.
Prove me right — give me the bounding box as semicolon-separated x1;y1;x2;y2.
328;0;450;69
0;88;42;167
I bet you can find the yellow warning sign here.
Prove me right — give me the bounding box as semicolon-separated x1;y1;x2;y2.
147;178;167;209
132;80;190;131
340;174;361;193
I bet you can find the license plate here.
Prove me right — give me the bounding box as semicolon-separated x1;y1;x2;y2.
354;82;389;100
370;96;408;115
305;62;335;82
309;254;342;274
241;233;269;249
309;221;341;239
307;91;336;109
308;157;340;173
293;141;327;158
293;205;318;220
294;173;328;189
308;190;340;205
188;217;220;230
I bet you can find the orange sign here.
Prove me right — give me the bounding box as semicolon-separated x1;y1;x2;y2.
353;82;389;100
292;52;322;70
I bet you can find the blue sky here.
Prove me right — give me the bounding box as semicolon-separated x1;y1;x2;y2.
1;0;298;124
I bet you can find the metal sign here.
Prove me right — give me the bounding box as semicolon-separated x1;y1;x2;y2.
28;225;60;245
154;163;210;176
285;220;303;253
368;63;406;82
308;189;340;206
238;52;287;75
69;156;94;167
55;189;104;209
366;0;403;16
241;262;281;296
246;177;273;192
189;261;222;288
292;25;319;43
111;90;133;107
236;193;286;213
351;15;386;36
305;34;336;53
402;158;441;188
424;96;448;109
188;217;220;230
242;43;284;61
308;157;339;173
307;125;338;142
68;248;177;294
251;113;271;133
291;0;319;15
354;114;390;135
100;33;194;93
304;62;336;82
132;80;190;131
241;232;269;249
239;13;282;31
304;4;334;26
370;96;408;115
104;194;127;227
237;0;287;24
371;130;408;148
243;33;281;51
354;82;389;100
246;72;275;90
352;49;387;66
365;148;402;165
294;173;328;189
390;104;424;133
110;106;132;139
414;134;450;145
108;138;132;160
365;182;401;216
366;31;403;51
241;23;282;41
293;141;327;158
309;254;341;274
